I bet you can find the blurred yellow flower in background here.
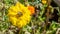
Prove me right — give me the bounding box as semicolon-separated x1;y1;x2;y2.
42;0;47;4
8;2;31;28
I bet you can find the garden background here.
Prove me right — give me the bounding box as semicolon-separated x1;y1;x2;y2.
0;0;60;34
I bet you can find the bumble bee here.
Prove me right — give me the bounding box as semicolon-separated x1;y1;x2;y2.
16;11;23;18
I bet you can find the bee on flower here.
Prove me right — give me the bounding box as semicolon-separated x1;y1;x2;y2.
8;2;31;28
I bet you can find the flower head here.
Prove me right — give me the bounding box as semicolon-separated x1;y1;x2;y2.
8;2;31;28
42;0;47;4
27;6;35;15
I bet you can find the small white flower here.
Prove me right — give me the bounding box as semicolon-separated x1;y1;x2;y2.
25;31;30;34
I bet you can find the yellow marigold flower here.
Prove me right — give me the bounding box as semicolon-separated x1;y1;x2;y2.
42;0;47;4
8;2;31;28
